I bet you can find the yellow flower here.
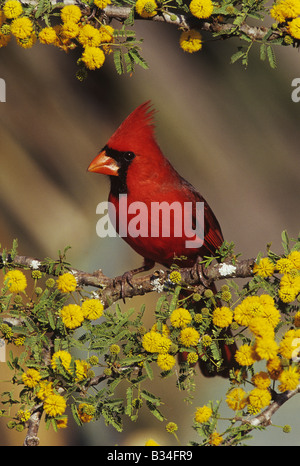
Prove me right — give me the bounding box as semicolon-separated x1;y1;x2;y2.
145;439;160;446
209;432;223;446
252;371;271;389
61;21;79;39
22;368;41;388
189;0;214;19
39;27;57;44
259;304;281;328
10;17;33;39
17;409;31;422
201;334;212;347
43;394;67;417
3;0;23;18
16;32;36;48
60;5;81;23
36;381;53;400
51;350;72;371
151;323;170;337
82;299;104;320
267;357;283;380
253;257;275;278
157;353;176;371
60;304;84;329
194;405;212;423
278;366;300;392
179;327;200;347
270;0;300;22
276;258;295;274
288;250;300;269
4;270;27;293
57;417;68;428
81;46;105;70
235;344;256;366
135;0;158;18
226;387;247;411
279;273;300;303
0;33;11;47
78;403;95;423
142;331;161;352
99;25;114;43
212;306;233;328
248;317;274;339
234;296;263;326
254;337;279;360
170;308;192;328
74;359;91;381
187;352;199;365
248;388;271;411
179;29;202;53
94;0;112;7
169;270;182;284
78;24;101;47
56;272;77;293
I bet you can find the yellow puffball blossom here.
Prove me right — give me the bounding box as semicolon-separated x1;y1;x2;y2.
57;417;68;429
276;258;295;274
135;0;158;18
253;257;275;278
99;25;114;43
157;353;176;371
226;388;247;411
78;403;94;423
267;357;283;380
39;27;57;44
169;270;182;284
4;270;27;293
151;323;170;337
60;5;81;23
142;331;162;352
81;46;105;70
179;29;202;53
270;0;300;23
61;21;79;39
0;33;11;48
51;350;72;371
235;344;257;366
60;304;84;329
209;432;223;446
255;337;279;360
248;317;274;339
252;371;271;389
3;0;23;19
22;368;41;388
16;32;36;49
212;306;233;328
189;0;214;19
194;405;212;423
248;388;271;411
56;272;77;293
82;299;104;320
36;381;53;400
10;17;33;39
180;327;200;347
43;394;67;417
94;0;112;8
74;360;91;381
279;273;300;303
17;409;31;423
78;24;101;47
234;296;263;326
201;334;212;347
187;352;199;365
288;250;300;269
278;366;300;392
170;308;192;328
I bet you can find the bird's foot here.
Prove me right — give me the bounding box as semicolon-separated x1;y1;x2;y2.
192;258;212;289
113;259;155;302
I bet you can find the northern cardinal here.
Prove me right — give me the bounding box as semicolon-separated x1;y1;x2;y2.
88;101;236;377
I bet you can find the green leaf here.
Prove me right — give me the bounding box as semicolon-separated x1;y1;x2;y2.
260;43;267;61
143;359;153;380
230;49;245;64
113;49;123;75
281;230;290;254
267;45;276;69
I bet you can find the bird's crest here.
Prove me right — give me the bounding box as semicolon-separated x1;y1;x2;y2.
107;101;157;153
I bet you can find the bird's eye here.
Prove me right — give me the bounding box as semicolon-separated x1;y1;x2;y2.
124;151;135;162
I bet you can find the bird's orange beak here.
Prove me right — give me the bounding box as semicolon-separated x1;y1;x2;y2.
88;150;119;176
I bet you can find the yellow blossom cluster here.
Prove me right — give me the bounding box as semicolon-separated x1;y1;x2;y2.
0;2;114;70
270;0;300;39
59;298;104;330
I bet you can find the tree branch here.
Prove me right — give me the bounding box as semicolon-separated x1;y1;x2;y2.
9;254;255;307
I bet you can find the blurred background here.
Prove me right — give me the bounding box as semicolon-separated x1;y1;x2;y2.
0;17;300;446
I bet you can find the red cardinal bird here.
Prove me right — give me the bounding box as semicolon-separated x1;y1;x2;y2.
88;101;236;377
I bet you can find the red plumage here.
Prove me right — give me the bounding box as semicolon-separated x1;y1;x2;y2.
88;101;236;377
